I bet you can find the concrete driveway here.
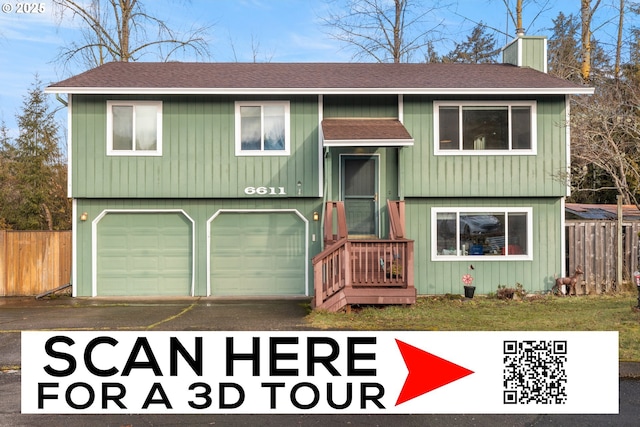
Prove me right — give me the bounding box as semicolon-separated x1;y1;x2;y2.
2;296;640;426
0;296;313;369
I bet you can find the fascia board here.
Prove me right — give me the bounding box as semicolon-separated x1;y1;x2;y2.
45;86;595;96
323;139;414;147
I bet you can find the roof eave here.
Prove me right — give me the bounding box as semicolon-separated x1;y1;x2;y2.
45;87;595;96
323;138;415;147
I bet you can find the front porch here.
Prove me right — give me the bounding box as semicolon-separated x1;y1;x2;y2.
312;201;416;312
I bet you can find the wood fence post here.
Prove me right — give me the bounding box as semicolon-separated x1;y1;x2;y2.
617;196;623;290
0;230;6;296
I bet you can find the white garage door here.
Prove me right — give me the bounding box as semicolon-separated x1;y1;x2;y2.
96;212;193;296
210;211;307;296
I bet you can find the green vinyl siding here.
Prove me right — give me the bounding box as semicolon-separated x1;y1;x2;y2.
323;94;398;118
405;197;562;296
210;212;306;296
402;95;567;198
96;212;193;296
502;36;547;73
71;95;320;198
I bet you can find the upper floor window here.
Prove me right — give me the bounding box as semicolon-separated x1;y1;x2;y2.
107;101;162;156
434;101;536;155
432;207;532;260
235;101;290;156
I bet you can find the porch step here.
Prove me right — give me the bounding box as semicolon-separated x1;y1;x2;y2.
314;287;416;312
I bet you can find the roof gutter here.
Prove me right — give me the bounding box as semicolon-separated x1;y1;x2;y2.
45;87;595;96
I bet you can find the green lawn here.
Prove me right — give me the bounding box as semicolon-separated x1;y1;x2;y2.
306;293;640;361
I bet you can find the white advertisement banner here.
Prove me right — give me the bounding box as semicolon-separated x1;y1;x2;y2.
21;331;618;414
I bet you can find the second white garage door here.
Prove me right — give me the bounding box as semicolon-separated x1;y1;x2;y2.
209;211;307;296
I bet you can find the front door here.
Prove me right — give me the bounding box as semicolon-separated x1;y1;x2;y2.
341;155;379;237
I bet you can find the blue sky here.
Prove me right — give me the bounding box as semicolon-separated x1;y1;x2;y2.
0;0;631;138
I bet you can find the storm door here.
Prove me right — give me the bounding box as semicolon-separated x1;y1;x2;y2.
341;155;379;237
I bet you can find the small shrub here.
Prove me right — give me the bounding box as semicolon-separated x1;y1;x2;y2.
496;283;526;300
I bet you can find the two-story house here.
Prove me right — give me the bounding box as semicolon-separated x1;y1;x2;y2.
46;36;592;311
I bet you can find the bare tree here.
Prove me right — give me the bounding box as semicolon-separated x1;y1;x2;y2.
580;0;602;83
228;33;275;63
498;0;553;35
614;0;625;79
52;0;211;70
569;80;640;208
320;0;447;63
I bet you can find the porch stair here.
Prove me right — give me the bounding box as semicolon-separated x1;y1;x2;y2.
312;201;416;312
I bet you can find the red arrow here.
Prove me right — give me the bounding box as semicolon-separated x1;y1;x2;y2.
395;339;474;406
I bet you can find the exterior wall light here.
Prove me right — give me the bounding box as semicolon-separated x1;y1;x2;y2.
313;212;319;221
80;212;88;221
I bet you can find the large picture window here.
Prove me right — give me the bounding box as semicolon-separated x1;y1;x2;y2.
434;101;536;154
107;101;162;156
235;101;290;156
432;207;532;260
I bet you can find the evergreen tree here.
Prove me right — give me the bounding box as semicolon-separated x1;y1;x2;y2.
7;77;70;230
548;13;582;82
443;23;499;64
0;121;15;230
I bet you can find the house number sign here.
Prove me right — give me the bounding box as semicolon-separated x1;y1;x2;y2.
244;186;286;196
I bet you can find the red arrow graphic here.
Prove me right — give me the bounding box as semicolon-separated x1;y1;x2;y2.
395;339;474;406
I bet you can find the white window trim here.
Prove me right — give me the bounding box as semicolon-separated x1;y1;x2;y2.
434;100;537;156
431;207;533;261
235;101;291;156
106;100;163;156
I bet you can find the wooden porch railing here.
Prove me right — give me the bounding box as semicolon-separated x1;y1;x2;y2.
312;201;416;312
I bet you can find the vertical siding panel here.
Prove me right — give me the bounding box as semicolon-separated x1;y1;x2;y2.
162;99;179;196
200;99;212;197
214;97;224;196
222;98;234;196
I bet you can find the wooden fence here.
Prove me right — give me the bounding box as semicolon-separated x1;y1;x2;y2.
565;220;640;294
0;230;72;297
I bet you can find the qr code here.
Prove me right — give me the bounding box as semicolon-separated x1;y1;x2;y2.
503;340;568;404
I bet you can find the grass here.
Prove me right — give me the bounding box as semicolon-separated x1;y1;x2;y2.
306;292;640;361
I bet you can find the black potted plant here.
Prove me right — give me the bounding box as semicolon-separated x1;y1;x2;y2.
462;265;475;298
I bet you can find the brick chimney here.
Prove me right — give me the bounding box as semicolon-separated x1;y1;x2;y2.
501;35;547;73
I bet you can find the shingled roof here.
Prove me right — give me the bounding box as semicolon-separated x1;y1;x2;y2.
46;62;593;95
321;119;414;147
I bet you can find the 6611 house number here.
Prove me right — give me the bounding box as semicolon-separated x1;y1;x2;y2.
244;186;286;196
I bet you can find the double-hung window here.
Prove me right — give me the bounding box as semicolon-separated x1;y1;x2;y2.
432;207;532;260
235;101;290;156
107;101;162;156
434;101;536;154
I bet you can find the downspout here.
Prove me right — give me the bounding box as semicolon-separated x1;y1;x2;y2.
321;148;330;251
55;93;73;294
55;94;68;107
398;94;404;201
319;94;327;251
